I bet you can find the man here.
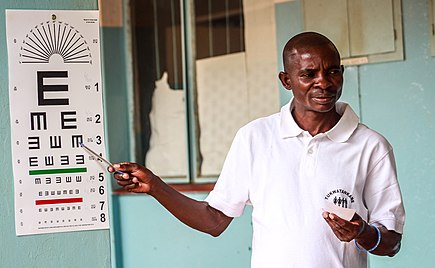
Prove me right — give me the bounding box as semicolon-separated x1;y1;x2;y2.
110;32;405;267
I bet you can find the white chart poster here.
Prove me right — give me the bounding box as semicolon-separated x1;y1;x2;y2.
6;10;110;236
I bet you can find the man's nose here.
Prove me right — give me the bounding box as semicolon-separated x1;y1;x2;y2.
315;73;332;89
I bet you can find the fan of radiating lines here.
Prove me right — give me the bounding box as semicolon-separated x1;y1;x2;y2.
20;21;92;64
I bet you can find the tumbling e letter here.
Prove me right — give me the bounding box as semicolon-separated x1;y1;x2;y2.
37;71;69;106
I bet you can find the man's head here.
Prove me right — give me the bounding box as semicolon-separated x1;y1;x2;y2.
279;32;344;115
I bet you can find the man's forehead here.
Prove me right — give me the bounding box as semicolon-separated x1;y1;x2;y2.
299;51;312;60
283;32;341;70
285;32;336;51
291;43;336;54
289;45;339;61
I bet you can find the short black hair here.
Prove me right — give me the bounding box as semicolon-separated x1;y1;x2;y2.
282;32;341;71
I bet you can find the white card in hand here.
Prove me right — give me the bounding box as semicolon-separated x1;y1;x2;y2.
323;202;356;221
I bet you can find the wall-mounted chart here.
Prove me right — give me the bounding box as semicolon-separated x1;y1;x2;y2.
6;10;109;236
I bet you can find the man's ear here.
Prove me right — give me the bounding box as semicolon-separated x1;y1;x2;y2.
279;71;292;90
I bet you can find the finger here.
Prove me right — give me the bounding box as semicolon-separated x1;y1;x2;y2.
117;179;135;187
327;223;347;240
323;212;333;225
325;216;345;234
112;162;139;173
326;213;357;232
330;220;360;241
331;216;350;230
324;213;352;236
323;213;342;233
129;184;143;193
323;212;359;241
324;212;344;227
124;182;140;191
114;172;130;181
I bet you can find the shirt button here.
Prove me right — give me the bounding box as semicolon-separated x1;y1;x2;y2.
307;148;313;154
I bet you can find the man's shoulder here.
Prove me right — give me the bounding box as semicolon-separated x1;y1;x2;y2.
237;112;280;139
242;112;280;130
354;123;393;150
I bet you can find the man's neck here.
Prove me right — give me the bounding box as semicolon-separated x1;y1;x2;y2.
291;109;341;136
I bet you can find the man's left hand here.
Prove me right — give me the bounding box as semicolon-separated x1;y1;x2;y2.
322;211;365;242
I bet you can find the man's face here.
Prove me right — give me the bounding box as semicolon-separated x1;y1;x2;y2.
280;44;344;114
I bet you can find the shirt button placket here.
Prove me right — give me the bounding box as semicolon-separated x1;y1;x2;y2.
305;140;317;177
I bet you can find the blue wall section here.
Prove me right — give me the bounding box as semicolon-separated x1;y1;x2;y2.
100;25;131;268
361;1;435;266
101;27;131;167
118;193;253;268
0;1;111;267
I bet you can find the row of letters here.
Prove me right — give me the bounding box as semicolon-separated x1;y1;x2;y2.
29;154;85;167
34;175;84;184
38;189;80;196
38;206;82;213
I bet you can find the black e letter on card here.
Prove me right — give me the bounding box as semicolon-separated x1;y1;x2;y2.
29;156;38;167
60;155;70;165
76;154;85;165
28;136;40;149
30;112;47;130
71;135;83;148
37;71;69;106
45;156;54;166
50;136;62;149
61;111;77;129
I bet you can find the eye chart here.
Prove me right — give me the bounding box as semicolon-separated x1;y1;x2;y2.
6;10;110;236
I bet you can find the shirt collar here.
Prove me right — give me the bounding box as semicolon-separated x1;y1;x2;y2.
279;98;360;142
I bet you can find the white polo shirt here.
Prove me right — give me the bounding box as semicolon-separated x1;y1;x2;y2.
205;100;405;268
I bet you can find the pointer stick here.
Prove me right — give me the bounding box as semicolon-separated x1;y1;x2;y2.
80;142;123;174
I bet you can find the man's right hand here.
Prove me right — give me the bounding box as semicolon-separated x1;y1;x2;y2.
109;162;157;193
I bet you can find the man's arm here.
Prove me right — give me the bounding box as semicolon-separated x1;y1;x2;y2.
323;212;402;256
109;162;233;237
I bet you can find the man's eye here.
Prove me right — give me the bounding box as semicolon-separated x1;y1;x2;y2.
329;69;341;75
301;72;314;78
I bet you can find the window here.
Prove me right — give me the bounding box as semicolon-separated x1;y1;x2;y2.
195;0;245;59
130;0;279;182
131;0;187;179
302;0;403;65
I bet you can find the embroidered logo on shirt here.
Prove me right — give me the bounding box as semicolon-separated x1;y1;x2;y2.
324;189;355;208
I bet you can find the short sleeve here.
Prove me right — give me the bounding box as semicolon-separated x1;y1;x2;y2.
364;149;405;233
205;128;251;218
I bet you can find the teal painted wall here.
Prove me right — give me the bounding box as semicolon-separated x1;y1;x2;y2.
100;23;132;268
117;193;253;268
113;0;435;267
0;1;111;267
361;1;435;266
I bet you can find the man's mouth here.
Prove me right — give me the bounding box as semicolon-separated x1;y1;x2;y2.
312;95;335;104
